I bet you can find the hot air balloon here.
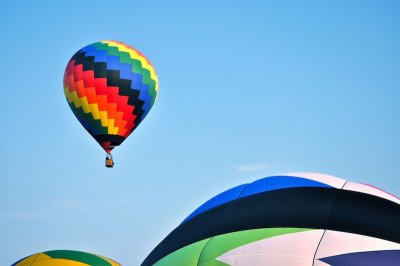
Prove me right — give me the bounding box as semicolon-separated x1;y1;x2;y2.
11;250;121;266
63;41;158;167
142;173;400;266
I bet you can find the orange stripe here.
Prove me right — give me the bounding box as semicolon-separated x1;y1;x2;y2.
85;87;97;104
118;120;128;135
107;103;117;119
75;80;86;98
97;95;107;111
114;111;124;129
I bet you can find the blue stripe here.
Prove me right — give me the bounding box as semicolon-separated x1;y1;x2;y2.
106;56;120;71
320;250;400;266
182;184;247;223
131;73;144;90
240;176;332;197
93;50;108;63
182;175;333;223
119;63;133;80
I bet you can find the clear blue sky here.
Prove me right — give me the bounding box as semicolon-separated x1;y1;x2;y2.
1;1;399;265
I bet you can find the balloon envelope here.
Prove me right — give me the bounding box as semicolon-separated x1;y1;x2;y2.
11;250;121;266
63;41;158;152
142;173;400;266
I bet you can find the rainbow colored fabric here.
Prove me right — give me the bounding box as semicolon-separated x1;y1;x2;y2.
11;250;121;266
63;41;158;152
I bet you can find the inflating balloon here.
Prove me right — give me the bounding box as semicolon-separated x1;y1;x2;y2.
63;41;158;167
142;173;400;266
11;250;121;266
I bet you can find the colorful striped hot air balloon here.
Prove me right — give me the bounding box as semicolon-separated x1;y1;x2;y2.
142;173;400;266
63;41;158;167
11;250;121;266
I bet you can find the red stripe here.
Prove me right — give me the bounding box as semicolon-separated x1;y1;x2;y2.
73;64;83;82
94;78;108;95
64;61;76;92
66;60;75;76
107;86;119;103
64;57;140;138
83;70;95;87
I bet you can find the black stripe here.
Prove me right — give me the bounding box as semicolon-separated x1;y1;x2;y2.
71;52;146;129
94;62;107;78
71;51;95;72
106;70;145;127
142;187;400;266
94;134;126;146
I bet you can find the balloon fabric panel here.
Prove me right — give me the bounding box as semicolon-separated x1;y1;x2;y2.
183;175;335;223
11;250;121;266
320;250;400;266
63;41;158;152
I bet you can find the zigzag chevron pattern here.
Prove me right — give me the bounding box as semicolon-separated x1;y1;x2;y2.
63;41;158;152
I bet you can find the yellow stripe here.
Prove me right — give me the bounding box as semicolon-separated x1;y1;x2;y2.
14;254;38;266
78;97;90;114
32;253;53;261
97;255;122;266
112;126;119;135
30;258;89;266
126;50;157;84
70;91;82;109
64;87;71;102
107;119;115;134
64;88;82;109
103;41;158;93
99;111;108;127
16;253;119;266
64;86;75;104
64;87;103;123
89;103;100;120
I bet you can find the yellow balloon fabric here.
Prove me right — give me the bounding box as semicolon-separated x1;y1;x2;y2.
12;250;121;266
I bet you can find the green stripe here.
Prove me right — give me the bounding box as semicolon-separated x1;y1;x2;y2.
154;238;210;266
118;51;132;64
44;250;112;266
154;228;311;266
109;45;157;90
130;58;144;75
148;83;157;105
94;42;109;51
106;45;120;56
199;227;310;265
141;68;154;87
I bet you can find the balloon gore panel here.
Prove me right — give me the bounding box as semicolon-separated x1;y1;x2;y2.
11;250;121;266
